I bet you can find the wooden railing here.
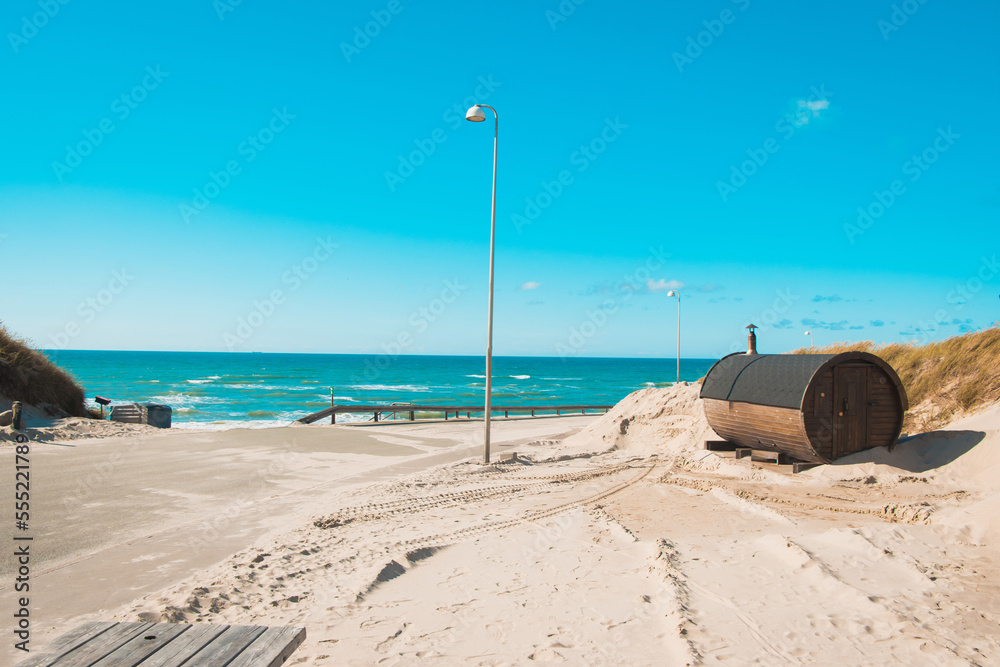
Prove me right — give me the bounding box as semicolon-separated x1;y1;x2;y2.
296;403;613;425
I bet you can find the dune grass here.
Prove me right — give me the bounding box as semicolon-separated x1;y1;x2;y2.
795;326;1000;431
0;323;88;417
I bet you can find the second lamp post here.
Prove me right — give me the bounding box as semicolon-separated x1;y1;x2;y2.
667;290;680;384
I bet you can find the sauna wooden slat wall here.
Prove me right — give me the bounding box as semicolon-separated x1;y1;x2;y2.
703;398;821;463
702;350;908;464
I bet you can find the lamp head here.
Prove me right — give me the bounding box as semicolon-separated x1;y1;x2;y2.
804;330;811;335
666;290;678;297
465;105;486;122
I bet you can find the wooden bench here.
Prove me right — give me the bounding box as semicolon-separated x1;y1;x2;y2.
17;621;305;667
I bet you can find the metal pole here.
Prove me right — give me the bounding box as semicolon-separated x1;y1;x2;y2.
675;295;681;384
481;105;498;464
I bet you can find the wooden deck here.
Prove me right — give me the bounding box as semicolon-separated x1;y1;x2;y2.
17;621;305;667
297;403;613;424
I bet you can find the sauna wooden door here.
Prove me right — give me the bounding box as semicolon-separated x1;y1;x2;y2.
833;365;869;458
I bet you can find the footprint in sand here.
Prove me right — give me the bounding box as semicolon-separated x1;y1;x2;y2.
485;621;512;642
528;646;567;662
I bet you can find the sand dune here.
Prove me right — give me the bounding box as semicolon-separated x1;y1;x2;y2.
7;385;1000;665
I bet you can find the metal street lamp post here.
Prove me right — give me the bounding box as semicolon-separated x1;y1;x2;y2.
805;330;813;348
667;290;680;384
465;103;498;464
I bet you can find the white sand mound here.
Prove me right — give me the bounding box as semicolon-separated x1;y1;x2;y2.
560;382;712;455
928;404;1000;546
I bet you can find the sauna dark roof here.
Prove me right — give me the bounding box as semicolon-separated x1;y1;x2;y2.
700;353;836;409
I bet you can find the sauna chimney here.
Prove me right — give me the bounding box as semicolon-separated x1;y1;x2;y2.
746;324;758;355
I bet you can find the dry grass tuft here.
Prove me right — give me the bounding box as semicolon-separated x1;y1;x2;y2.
0;323;88;417
794;326;1000;432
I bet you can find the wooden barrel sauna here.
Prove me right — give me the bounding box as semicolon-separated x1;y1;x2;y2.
700;351;908;463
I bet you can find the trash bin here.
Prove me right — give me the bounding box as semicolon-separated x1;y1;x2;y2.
144;403;172;429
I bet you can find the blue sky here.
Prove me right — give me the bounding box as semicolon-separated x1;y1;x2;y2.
1;0;997;359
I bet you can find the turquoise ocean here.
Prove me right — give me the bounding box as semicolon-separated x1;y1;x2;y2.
43;351;715;429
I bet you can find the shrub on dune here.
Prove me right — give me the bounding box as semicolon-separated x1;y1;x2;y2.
0;322;88;417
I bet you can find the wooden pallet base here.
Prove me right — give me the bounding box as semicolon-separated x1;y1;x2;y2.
750;451;791;465
704;440;737;451
705;445;824;473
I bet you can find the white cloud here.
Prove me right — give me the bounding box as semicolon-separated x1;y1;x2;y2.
518;281;541;290
794;98;830;125
646;278;684;293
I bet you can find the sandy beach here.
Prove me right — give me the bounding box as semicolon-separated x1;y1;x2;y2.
3;385;1000;665
0;412;595;664
3;0;996;663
